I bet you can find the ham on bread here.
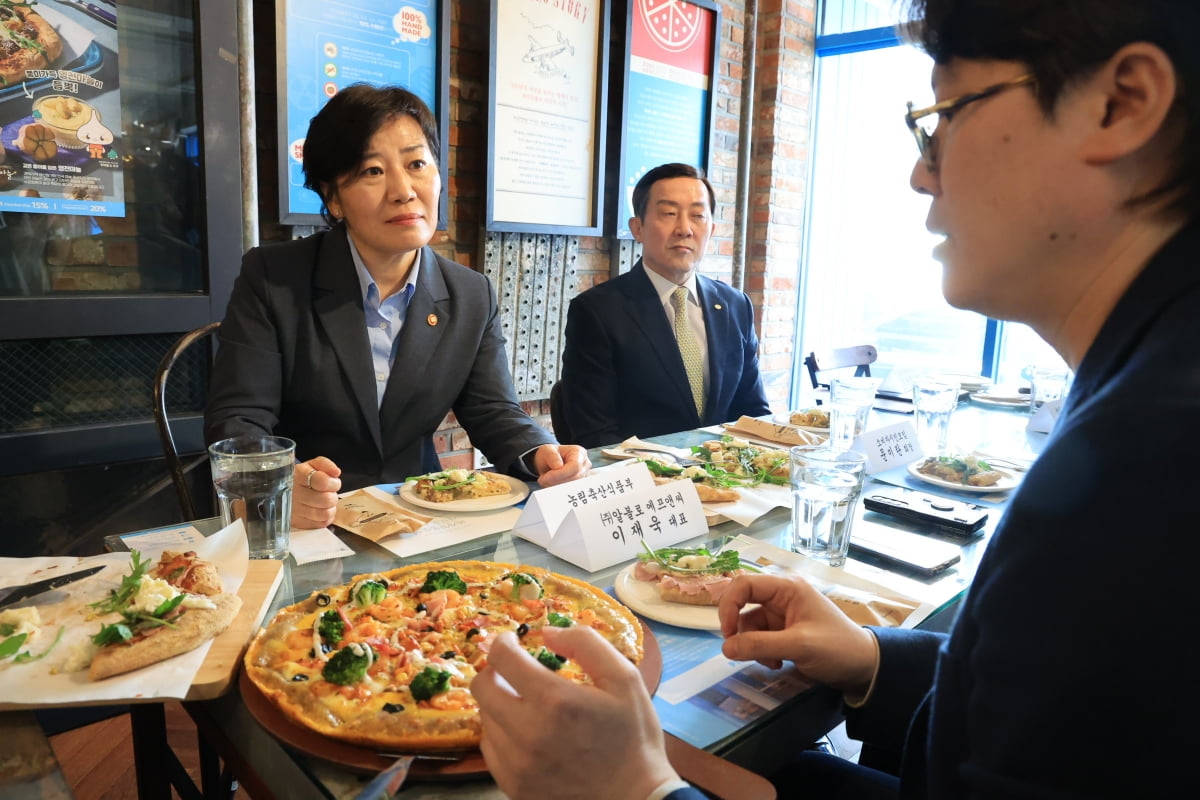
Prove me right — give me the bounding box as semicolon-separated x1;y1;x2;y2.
633;549;750;606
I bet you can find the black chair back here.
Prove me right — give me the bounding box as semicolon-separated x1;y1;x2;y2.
153;321;220;520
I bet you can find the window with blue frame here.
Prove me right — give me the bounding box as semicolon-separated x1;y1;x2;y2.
793;0;1067;404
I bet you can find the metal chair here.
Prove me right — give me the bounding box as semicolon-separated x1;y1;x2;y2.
153;321;220;520
803;345;878;403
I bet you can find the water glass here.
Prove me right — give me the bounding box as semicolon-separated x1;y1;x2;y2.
208;435;296;559
790;447;868;567
1029;366;1070;412
828;376;882;451
911;377;959;454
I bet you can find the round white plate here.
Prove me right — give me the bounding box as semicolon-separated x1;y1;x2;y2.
907;459;1018;493
600;447;683;464
969;391;1030;409
935;373;992;392
398;474;531;511
613;563;721;631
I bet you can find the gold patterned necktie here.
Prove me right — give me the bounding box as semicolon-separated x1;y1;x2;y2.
671;286;705;418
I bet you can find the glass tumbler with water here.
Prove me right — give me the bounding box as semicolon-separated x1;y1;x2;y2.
790;447;868;567
208;435;296;559
828;376;882;451
912;377;959;455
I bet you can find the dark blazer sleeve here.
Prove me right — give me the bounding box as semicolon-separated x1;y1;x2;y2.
716;283;771;422
446;264;557;471
561;289;625;448
205;245;288;444
843;627;943;752
664;788;707;800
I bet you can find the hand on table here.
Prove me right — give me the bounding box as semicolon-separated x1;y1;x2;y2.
474;626;678;800
719;573;879;697
533;444;592;487
291;457;342;529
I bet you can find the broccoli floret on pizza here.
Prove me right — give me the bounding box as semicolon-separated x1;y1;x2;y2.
419;570;467;594
317;609;344;644
533;646;566;671
322;642;373;685
409;666;452;700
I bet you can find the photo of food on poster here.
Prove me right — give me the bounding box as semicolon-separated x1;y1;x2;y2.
0;0;123;217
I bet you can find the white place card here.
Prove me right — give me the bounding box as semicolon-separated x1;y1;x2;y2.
547;477;709;572
854;421;920;474
512;460;653;547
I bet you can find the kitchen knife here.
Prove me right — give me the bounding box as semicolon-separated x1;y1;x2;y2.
0;565;105;609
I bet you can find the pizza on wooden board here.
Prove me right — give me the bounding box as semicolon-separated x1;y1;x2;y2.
0;2;64;88
87;550;241;681
242;560;644;752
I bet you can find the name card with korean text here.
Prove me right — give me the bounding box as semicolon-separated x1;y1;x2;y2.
513;461;653;548
547;476;708;573
855;421;920;474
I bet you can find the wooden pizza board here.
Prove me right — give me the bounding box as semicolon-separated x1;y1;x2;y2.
186;558;285;701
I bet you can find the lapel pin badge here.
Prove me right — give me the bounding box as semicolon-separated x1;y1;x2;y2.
713;303;723;310
427;314;438;326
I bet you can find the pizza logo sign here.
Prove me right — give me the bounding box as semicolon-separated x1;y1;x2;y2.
639;0;703;53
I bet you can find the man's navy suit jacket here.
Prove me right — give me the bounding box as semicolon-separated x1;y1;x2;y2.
560;261;770;448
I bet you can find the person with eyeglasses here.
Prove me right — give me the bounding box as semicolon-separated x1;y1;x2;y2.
472;1;1199;798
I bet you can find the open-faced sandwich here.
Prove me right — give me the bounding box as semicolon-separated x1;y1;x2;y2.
633;543;758;606
640;459;742;503
87;550;241;681
790;408;831;429
690;436;790;484
916;454;1003;487
406;469;512;503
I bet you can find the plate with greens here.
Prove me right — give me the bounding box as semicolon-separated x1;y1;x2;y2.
398;472;530;512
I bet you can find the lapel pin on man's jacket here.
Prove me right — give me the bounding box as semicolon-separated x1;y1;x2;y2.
427;314;438;326
713;303;723;310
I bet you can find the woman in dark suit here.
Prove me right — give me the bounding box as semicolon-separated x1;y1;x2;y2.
205;84;589;529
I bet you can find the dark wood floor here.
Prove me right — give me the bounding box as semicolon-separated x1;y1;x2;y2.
48;700;251;800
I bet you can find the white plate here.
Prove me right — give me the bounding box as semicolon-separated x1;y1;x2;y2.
613;563;721;630
906;459;1018;493
398;474;531;511
969;391;1030;409
934;373;993;392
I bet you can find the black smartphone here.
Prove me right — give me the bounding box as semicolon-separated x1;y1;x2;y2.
862;487;988;537
850;524;962;576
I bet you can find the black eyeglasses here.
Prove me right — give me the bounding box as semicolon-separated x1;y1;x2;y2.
905;74;1035;171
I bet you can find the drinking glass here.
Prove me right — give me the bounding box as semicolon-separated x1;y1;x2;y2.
911;377;959;454
1029;366;1070;412
790;447;868;567
208;435;296;559
828;376;882;451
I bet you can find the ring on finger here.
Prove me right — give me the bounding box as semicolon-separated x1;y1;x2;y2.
305;468;316;490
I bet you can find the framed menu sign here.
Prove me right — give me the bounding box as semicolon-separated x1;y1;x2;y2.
486;0;610;234
275;0;449;225
615;0;719;239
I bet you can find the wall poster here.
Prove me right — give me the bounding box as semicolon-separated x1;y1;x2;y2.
615;0;719;239
276;0;448;225
486;0;609;234
0;1;123;217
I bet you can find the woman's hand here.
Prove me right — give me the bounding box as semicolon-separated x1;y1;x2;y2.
533;444;591;487
291;457;342;529
719;573;879;697
473;626;678;800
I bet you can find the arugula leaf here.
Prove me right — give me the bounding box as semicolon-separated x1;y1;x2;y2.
0;632;29;659
92;623;133;647
636;540;759;574
90;550;150;615
152;593;186;617
14;626;65;664
0;622;15;637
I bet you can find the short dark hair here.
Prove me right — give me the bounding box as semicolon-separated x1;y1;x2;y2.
301;84;441;224
902;0;1200;220
631;163;717;220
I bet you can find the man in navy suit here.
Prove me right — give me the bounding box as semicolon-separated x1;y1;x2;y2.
474;1;1200;798
559;163;770;448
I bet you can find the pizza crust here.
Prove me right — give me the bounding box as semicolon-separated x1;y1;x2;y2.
89;593;243;681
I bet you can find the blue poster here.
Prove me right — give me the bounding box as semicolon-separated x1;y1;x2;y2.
0;1;123;217
280;0;439;221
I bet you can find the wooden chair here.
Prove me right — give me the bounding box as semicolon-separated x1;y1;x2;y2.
803;345;878;404
152;321;220;520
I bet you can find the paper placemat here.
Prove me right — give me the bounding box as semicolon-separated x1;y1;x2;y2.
353;485;525;559
0;520;249;708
